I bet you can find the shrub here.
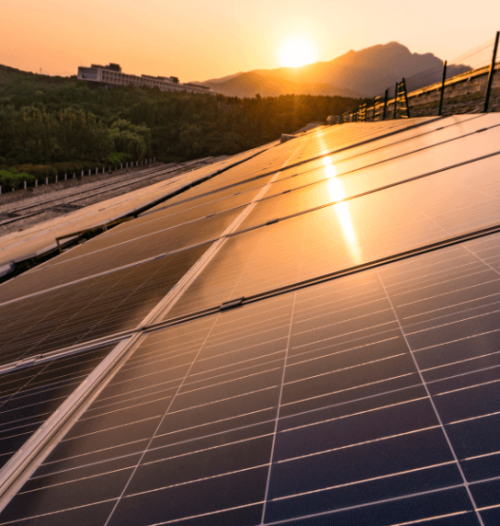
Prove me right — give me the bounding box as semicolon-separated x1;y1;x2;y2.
53;162;85;177
106;152;131;169
16;164;57;182
0;168;35;191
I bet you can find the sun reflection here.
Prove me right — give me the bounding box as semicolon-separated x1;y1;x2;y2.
322;156;357;243
321;155;363;262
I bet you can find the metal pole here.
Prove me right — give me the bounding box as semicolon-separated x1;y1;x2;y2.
484;31;499;113
438;60;447;116
393;82;398;119
402;78;411;118
383;89;388;120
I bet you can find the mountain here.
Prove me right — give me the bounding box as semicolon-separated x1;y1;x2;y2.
197;42;470;98
195;70;365;99
202;72;245;84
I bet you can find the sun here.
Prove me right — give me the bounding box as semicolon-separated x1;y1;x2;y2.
279;38;316;68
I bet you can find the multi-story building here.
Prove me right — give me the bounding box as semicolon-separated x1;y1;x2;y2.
77;63;214;95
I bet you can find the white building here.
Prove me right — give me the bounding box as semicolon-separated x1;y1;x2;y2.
77;63;214;95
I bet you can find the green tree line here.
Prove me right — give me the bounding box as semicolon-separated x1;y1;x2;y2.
0;72;360;189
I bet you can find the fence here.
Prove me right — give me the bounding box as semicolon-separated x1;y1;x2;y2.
0;158;156;195
341;31;500;123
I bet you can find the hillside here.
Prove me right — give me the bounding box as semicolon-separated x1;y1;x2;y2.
0;64;71;87
200;70;365;98
0;64;360;176
197;42;470;98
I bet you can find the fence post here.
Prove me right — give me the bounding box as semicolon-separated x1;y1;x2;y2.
438;61;448;116
402;78;410;118
24;180;27;190
383;89;388;120
35;179;38;187
393;82;398;119
484;31;500;113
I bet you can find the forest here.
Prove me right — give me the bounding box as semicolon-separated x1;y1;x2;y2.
0;67;361;189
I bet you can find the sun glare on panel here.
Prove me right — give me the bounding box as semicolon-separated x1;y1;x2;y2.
279;38;316;68
321;154;362;263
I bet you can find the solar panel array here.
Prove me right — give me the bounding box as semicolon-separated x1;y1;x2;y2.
0;143;274;269
1;115;500;525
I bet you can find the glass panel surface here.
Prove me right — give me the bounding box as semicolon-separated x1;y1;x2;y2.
316;114;484;163
55;189;257;263
2;210;239;302
0;344;115;470
238;150;500;234
6;234;500;524
0;244;210;365
164;151;500;320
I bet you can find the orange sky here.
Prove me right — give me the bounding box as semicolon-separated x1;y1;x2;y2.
1;0;499;82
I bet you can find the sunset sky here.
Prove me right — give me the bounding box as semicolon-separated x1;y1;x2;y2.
1;0;498;82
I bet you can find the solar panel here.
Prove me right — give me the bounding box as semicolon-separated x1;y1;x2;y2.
156;156;500;322
0;209;241;302
4;229;500;524
2;116;500;526
19;117;463;282
0;344;115;470
0;244;210;364
0;146;275;268
47;180;273;265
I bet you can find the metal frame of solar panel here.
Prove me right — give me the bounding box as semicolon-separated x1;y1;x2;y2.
1;115;500;526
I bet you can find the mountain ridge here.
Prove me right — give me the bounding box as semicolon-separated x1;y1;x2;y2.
193;42;469;99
